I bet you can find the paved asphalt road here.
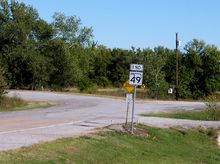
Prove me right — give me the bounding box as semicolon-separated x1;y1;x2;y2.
0;90;219;151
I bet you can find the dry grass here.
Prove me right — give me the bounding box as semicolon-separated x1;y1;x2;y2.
0;96;57;112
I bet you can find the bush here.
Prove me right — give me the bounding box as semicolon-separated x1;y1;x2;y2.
0;70;8;102
77;78;97;93
96;76;112;88
205;95;220;121
86;84;98;94
0;96;25;110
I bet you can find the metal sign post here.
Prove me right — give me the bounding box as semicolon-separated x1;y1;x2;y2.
123;81;135;127
125;93;132;126
131;86;137;134
129;64;143;134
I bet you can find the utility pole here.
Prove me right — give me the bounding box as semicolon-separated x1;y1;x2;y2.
175;33;179;101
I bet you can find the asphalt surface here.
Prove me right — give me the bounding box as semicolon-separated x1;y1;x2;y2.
0;90;219;151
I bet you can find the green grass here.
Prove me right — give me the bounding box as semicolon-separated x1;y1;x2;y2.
0;96;57;112
143;107;220;121
0;125;219;163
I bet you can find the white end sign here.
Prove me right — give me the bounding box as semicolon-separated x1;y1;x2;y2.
130;64;143;72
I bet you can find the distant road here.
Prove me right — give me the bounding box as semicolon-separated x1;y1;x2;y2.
0;90;219;151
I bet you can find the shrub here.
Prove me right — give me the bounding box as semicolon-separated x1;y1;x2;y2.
77;78;97;93
96;76;112;88
205;95;220;121
0;70;8;102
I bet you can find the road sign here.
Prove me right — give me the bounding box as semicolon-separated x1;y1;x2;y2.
129;72;143;86
168;88;173;94
129;64;143;86
130;64;143;72
123;80;135;93
129;64;144;134
126;93;133;103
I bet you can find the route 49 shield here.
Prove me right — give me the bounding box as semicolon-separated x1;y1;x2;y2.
129;72;143;86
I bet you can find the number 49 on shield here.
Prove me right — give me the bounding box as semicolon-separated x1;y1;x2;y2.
130;76;141;83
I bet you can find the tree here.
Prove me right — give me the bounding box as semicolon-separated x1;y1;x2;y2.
91;45;112;87
0;0;53;89
143;47;168;99
201;45;220;95
108;48;132;87
0;0;40;47
51;12;93;47
182;39;205;98
182;39;220;98
69;44;95;88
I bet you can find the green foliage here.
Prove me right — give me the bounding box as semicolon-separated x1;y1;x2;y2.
91;46;112;87
77;77;97;93
205;95;220;121
108;48;132;87
181;39;220;99
0;0;53;89
0;69;7;100
144;47;169;99
51;12;93;47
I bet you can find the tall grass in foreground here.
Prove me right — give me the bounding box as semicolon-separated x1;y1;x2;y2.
0;96;27;111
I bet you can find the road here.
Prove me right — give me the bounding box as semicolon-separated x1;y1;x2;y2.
0;90;219;151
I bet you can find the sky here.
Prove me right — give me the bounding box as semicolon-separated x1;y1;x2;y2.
17;0;220;50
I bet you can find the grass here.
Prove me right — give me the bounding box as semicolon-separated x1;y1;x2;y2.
67;87;155;99
143;107;220;121
0;125;219;163
0;96;57;112
64;87;206;101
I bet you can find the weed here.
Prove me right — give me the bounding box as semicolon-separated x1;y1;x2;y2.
205;95;220;121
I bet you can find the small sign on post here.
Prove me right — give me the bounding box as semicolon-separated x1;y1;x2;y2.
126;93;133;103
129;64;143;134
123;80;135;93
129;64;143;86
123;81;134;126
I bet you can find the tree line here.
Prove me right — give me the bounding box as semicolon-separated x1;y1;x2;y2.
0;0;219;99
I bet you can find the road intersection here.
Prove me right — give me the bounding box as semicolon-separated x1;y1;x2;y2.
0;90;219;151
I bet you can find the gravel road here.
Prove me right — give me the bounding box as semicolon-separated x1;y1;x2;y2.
0;90;219;151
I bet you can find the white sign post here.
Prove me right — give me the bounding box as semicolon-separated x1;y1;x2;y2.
125;93;133;126
129;64;143;134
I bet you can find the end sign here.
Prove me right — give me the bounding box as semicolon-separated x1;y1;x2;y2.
129;64;143;86
130;64;143;72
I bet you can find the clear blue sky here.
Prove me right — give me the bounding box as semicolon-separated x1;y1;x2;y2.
17;0;220;50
